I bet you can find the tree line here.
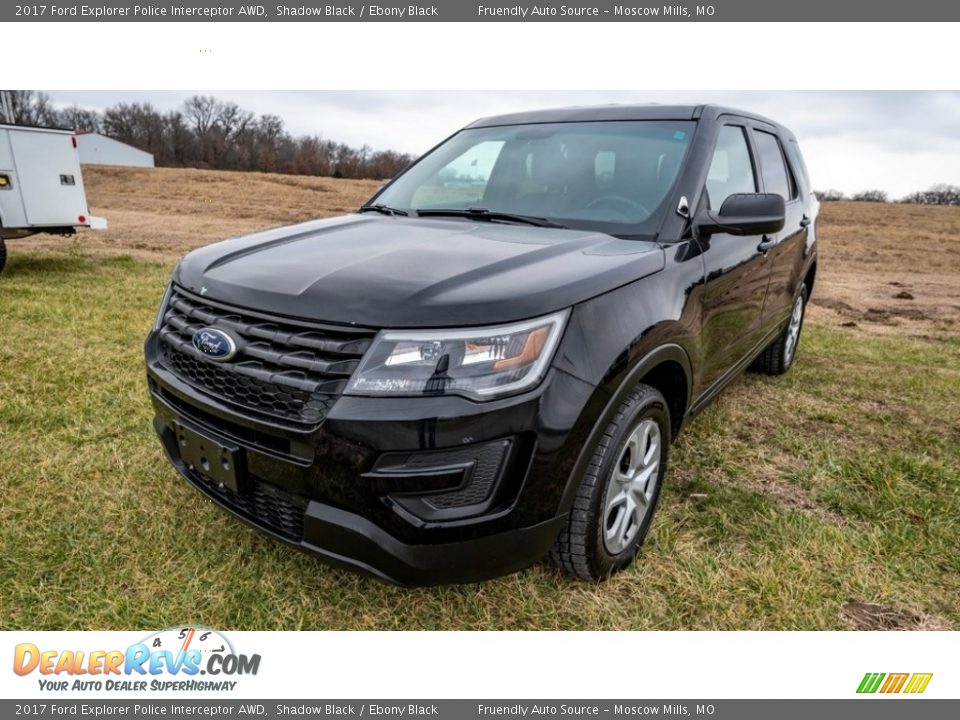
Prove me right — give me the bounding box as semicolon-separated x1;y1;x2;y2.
814;184;960;205
0;90;415;180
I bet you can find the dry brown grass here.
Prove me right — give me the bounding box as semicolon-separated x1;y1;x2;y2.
12;168;960;339
12;165;381;260
809;200;960;338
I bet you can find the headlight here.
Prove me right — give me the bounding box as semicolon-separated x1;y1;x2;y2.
345;310;569;401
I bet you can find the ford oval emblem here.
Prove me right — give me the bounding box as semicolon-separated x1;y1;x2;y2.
192;327;238;362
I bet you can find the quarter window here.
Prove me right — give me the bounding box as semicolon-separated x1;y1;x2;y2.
706;126;756;210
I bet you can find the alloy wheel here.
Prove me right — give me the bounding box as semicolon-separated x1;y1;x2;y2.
602;417;662;555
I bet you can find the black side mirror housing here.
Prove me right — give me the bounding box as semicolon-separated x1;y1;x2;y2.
695;193;786;237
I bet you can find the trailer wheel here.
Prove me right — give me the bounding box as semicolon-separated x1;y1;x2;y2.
0;237;6;274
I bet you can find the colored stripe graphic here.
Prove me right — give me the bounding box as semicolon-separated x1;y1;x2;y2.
857;672;932;694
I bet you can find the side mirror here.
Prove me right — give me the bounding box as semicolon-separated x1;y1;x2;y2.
695;193;786;237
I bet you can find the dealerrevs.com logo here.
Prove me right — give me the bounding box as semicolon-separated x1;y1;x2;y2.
13;627;261;692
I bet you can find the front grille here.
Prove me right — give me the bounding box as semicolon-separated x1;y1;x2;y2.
157;385;295;458
190;469;307;542
158;288;375;426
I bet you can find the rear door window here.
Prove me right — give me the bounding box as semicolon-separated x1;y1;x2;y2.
754;130;793;200
706;126;757;210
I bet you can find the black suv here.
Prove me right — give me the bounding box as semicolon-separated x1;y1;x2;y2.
145;105;818;585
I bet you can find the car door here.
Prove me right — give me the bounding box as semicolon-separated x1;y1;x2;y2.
750;126;809;332
695;122;772;394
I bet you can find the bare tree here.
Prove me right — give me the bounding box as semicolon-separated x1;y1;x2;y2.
211;101;254;166
0;90;60;126
162;111;193;165
183;95;219;165
901;183;960;206
103;102;167;158
851;189;888;203
813;189;845;201
253;114;287;172
58;105;103;133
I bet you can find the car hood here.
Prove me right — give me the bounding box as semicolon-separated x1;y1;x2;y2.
175;214;665;328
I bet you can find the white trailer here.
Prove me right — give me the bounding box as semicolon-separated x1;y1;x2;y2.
0;123;107;272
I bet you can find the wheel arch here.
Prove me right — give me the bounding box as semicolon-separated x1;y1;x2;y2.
556;343;692;517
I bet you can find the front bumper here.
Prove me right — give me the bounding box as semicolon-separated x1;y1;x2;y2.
154;417;565;585
145;331;597;585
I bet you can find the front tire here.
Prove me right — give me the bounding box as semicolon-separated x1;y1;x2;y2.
752;284;808;375
548;383;670;581
0;237;6;274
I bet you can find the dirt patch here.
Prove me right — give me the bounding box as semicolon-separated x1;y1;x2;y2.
810;201;960;339
840;601;949;630
739;470;842;522
815;297;859;316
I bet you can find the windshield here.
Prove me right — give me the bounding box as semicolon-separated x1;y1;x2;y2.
371;120;695;236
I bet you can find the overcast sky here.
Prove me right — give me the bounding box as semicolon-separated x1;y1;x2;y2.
48;90;960;198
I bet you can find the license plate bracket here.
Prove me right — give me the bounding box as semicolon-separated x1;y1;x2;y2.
174;421;247;493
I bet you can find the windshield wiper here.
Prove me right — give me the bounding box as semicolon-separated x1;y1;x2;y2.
358;203;409;217
416;207;566;229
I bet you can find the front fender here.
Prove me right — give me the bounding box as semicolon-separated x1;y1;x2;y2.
554;342;693;517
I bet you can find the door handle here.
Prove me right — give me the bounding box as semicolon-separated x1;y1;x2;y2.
758;236;777;253
800;215;812;228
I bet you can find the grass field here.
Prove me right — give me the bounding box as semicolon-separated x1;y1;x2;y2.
1;167;958;630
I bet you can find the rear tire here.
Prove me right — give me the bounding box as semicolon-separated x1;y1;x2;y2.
548;383;670;581
752;284;808;375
